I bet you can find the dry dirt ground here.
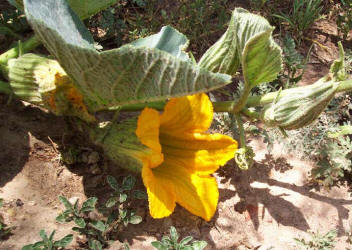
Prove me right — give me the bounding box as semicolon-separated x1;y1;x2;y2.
1;15;352;250
1;94;352;250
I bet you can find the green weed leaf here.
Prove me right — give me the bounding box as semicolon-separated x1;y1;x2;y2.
119;193;128;203
89;220;106;232
191;241;208;250
132;190;148;199
122;175;136;191
129;215;142;225
106;197;118;208
107;175;119;191
53;234;73;247
74;217;86;228
58;196;73;211
151;241;168;250
80;197;98;213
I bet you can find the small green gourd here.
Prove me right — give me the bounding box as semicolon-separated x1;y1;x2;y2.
262;76;339;130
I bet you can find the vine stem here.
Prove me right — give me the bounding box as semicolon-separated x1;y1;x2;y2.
0;36;41;73
234;114;246;147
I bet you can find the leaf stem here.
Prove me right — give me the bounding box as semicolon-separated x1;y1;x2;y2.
235;114;246;147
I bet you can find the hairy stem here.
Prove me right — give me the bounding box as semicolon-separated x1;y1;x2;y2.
235;114;246;147
0;36;41;76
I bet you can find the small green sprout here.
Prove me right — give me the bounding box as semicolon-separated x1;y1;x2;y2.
151;226;207;250
22;230;73;250
294;229;337;250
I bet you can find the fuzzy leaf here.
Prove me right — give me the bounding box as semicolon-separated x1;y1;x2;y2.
129;26;190;61
199;8;282;87
107;175;119;191
54;234;73;247
129;215;142;225
58;196;73;211
74;217;86;228
80;197;98;213
10;0;118;20
89;220;106;232
24;0;231;111
121;175;136;191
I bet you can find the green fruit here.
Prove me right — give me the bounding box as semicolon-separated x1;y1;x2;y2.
262;76;339;130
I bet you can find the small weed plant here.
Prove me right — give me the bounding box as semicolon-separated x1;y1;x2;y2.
294;229;337;250
336;0;352;41
22;230;73;250
273;0;323;42
55;175;144;249
151;226;207;250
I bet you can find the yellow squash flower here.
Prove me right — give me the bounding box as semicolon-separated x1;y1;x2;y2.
136;93;238;221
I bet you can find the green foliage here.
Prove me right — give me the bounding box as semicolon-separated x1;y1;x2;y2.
336;0;352;41
23;0;231;111
22;230;73;250
312;134;352;187
56;175;144;248
0;198;14;239
281;34;307;88
273;0;323;41
151;226;207;250
294;229;337;250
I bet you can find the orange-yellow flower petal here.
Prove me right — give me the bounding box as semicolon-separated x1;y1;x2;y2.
160;93;213;134
153;161;219;221
136;108;163;168
142;165;176;218
160;133;237;174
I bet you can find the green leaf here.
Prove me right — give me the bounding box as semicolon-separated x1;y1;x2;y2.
89;220;106;232
24;0;231;111
11;0;118;20
151;241;168;250
53;234;73;247
119;193;128;203
22;245;35;250
119;209;127;219
129;215;142;225
169;226;179;243
330;42;347;81
48;230;55;241
74;217;86;228
68;0;118;20
39;229;48;241
122;175;136;191
199;8;282;87
80;197;98;213
129;26;190;61
106;175;119;191
56;211;70;223
58;196;73;211
105;197;118;208
132;190;148;200
179;236;193;246
191;241;207;250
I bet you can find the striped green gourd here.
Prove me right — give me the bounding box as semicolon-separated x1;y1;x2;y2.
262;75;339;130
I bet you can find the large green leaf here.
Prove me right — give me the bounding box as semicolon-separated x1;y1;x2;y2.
198;8;282;87
9;0;118;20
129;26;190;61
24;0;231;111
